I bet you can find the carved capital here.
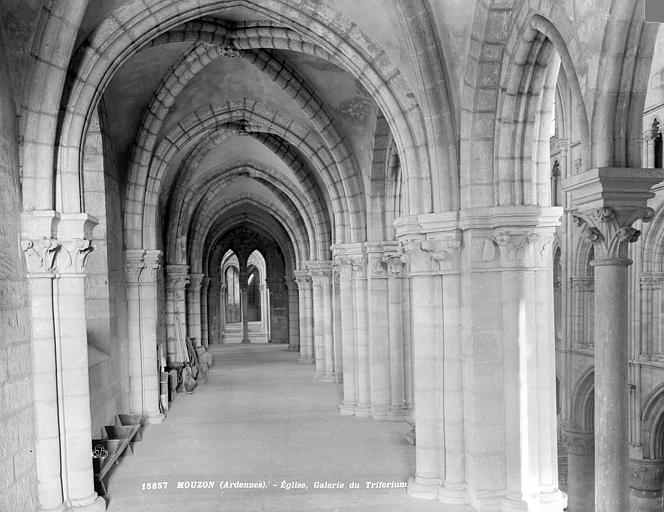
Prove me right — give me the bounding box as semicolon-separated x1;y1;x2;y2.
349;255;367;278
333;255;353;280
573;206;655;261
310;272;331;287
630;459;664;492
143;250;163;281
166;265;190;290
563;429;594;456
188;273;205;293
469;229;552;268
383;253;404;277
369;255;387;278
641;276;664;291
293;270;311;289
571;276;594;292
21;238;59;275
55;239;95;274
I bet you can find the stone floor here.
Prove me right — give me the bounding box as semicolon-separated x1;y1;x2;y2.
105;344;468;511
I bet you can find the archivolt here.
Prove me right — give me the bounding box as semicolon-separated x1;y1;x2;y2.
571;366;594;431
53;0;450;217
179;166;323;265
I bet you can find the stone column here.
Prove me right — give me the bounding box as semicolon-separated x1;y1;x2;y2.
239;267;249;343
334;251;357;414
332;266;343;382
309;261;335;381
640;275;663;356
125;250;146;418
564;167;664;512
400;219;466;503
53;214;106;511
459;207;566;510
294;270;314;363
644;129;658;168
384;252;407;419
570;277;594;348
208;277;221;345
140;250;165;422
261;282;270;338
367;243;390;420
285;275;300;351
218;282;226;336
187;273;204;348
564;428;595;512
22;216;64;511
630;459;664;511
350;253;370;416
200;277;210;348
165;265;189;363
267;278;289;344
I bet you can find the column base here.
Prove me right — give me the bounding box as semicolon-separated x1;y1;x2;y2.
298;356;314;364
286;344;300;352
354;404;371;418
407;476;441;500
146;412;165;424
386;406;413;422
40;505;67;512
339;402;356;416
439;483;468;505
495;490;566;512
371;405;390;421
66;495;106;512
314;371;337;382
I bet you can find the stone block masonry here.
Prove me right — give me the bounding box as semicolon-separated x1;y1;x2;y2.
0;35;38;512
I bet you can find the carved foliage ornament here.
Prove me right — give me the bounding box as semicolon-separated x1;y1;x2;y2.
630;460;664;491
563;430;594;456
572;206;655;260
21;238;58;274
471;229;552;267
399;232;461;273
22;238;95;275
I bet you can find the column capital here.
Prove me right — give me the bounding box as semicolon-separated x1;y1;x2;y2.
563;167;664;261
21;211;99;277
266;277;286;292
54;238;95;275
21;238;58;275
555;138;570;154
349;254;367;278
395;211;462;273
459;206;561;269
165;264;190;289
188;273;205;292
332;255;353;280
143;250;163;281
125;249;146;283
630;458;664;492
284;275;297;291
383;252;404;277
571;276;594;291
644;124;661;142
399;233;462;274
563;428;594;456
307;261;333;286
641;274;664;290
293;269;312;289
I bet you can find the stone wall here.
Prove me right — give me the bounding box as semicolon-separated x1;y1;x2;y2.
0;32;38;512
83;102;130;436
